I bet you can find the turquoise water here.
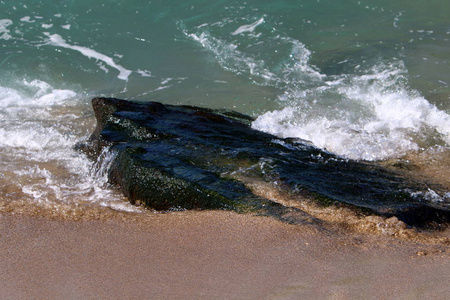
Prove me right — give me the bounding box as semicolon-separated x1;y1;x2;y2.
1;0;449;210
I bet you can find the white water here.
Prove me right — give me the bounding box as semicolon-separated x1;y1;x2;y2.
0;19;13;40
183;21;450;161
44;33;133;81
231;17;264;35
253;61;450;160
0;79;139;212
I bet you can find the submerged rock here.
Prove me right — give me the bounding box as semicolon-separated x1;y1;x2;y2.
80;97;450;228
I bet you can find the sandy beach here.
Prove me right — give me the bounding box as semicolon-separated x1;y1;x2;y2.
1;209;449;299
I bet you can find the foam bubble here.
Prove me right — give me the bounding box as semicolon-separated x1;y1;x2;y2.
0;80;127;211
410;189;446;203
184;20;450;161
44;33;132;81
253;62;450;160
231;17;264;35
0;80;76;108
137;69;152;77
183;26;282;86
0;19;13;40
183;21;323;88
0;127;72;151
20;16;33;22
0;80;79;157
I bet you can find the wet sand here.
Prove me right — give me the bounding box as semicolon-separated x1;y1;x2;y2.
1;210;449;299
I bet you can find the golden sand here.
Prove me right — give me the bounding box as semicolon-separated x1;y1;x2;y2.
1;209;449;299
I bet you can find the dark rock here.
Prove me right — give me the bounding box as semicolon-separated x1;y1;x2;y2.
80;97;450;227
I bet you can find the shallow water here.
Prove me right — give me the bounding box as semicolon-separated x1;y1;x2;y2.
0;0;449;221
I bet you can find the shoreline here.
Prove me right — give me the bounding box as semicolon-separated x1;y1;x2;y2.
1;210;449;299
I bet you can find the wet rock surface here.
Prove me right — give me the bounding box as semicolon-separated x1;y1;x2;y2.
79;97;450;228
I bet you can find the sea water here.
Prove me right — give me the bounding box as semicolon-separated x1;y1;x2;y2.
1;0;449;215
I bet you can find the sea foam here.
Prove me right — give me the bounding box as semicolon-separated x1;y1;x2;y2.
0;19;13;40
183;21;450;161
231;17;264;35
0;80;133;210
44;33;132;81
253;62;450;160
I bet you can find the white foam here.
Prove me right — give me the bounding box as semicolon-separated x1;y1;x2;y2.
0;80;127;209
19;16;34;23
183;22;450;161
137;69;152;77
253;62;450;160
0;126;72;151
231;18;264;35
98;63;109;73
44;33;132;81
0;19;13;40
184;24;322;88
154;85;170;91
100;201;144;213
410;189;446;203
0;80;78;155
161;78;173;85
0;80;76;108
184;28;277;85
